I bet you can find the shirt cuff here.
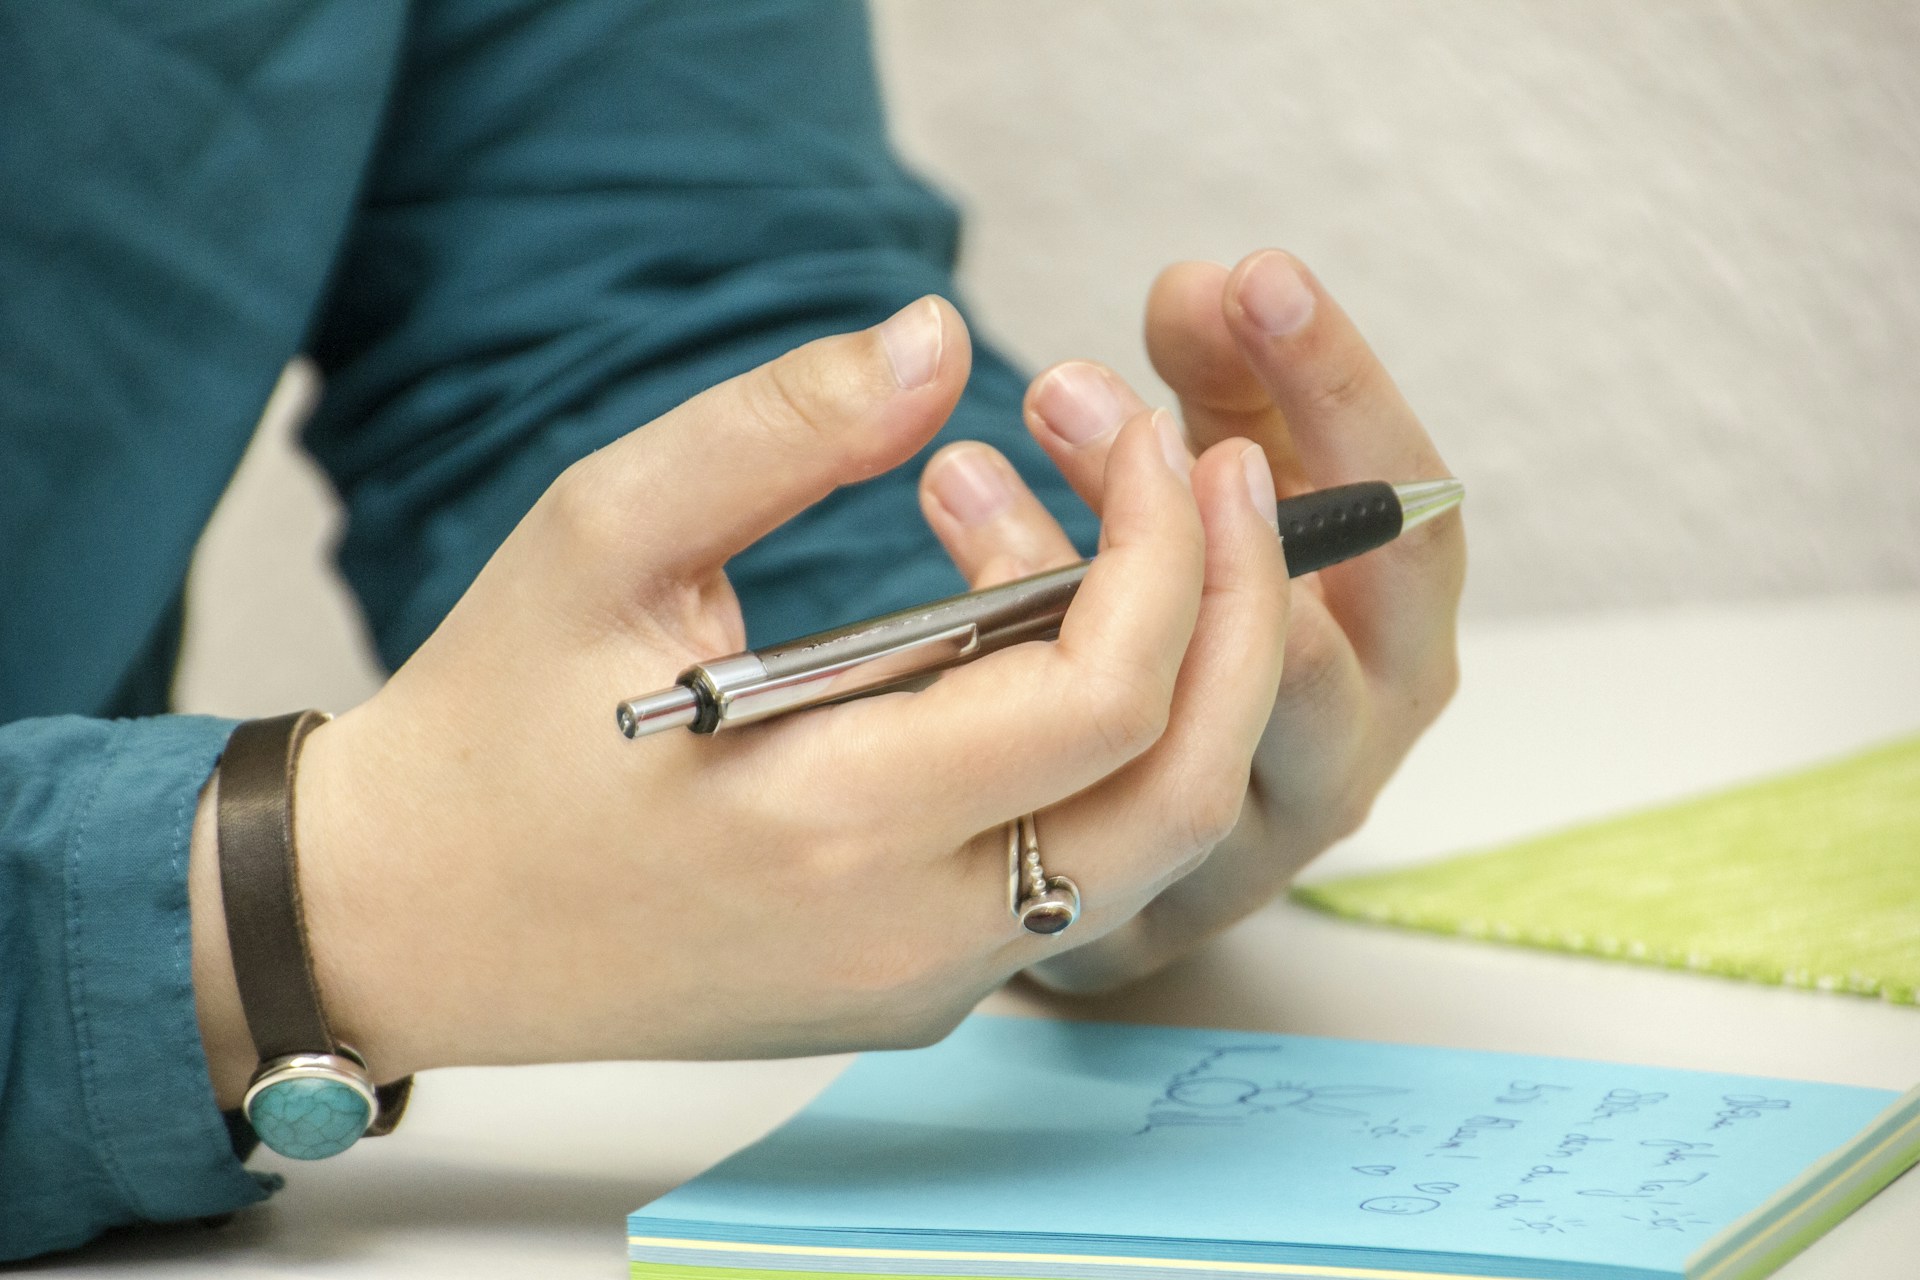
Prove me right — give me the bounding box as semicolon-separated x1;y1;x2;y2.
63;714;277;1226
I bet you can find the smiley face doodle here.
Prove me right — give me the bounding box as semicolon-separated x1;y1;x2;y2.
1360;1196;1441;1216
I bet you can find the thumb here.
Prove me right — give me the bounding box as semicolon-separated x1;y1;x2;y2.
554;296;970;584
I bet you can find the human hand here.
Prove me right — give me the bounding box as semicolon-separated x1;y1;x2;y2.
190;295;1292;1104
917;250;1465;993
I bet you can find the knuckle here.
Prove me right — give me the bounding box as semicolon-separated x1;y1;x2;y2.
1083;658;1173;759
1280;616;1351;703
1299;346;1378;422
542;457;628;555
1327;785;1376;842
1425;647;1462;711
797;829;893;897
1184;776;1249;852
1164;847;1212;889
1376;644;1460;735
750;343;876;461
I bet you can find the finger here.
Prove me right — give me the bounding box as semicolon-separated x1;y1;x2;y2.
1023;594;1366;996
749;409;1206;845
919;442;1082;588
552;296;970;585
1033;437;1290;895
1021;360;1150;512
1144;260;1311;493
1222;250;1465;682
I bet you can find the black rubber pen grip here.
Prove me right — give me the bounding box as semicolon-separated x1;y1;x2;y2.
1275;480;1401;577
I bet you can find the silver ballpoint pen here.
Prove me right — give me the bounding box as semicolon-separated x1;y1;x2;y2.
617;478;1463;739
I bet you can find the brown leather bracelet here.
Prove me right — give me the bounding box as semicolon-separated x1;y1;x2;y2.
217;711;411;1158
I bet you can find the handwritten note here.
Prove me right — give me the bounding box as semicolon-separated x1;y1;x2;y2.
632;1017;1899;1275
1108;1030;1861;1264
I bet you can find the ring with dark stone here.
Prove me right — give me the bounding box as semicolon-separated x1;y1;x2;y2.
1008;813;1081;937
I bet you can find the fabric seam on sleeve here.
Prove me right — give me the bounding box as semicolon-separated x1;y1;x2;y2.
60;722;144;1216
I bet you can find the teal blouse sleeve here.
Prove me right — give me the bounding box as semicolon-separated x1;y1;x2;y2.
0;715;275;1261
305;0;1095;667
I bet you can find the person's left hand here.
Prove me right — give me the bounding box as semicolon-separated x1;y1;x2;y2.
917;250;1465;992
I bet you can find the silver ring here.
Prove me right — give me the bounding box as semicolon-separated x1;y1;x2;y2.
1007;812;1080;936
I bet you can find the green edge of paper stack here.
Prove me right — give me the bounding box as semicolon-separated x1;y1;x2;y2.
1292;734;1920;1006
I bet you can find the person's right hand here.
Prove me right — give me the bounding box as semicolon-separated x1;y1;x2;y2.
190;296;1293;1102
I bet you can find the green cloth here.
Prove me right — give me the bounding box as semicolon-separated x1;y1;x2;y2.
1293;735;1920;1005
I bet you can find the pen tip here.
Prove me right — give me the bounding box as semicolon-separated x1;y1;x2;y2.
617;686;701;738
1393;478;1464;532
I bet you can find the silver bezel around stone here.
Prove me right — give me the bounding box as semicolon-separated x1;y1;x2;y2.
243;1052;378;1130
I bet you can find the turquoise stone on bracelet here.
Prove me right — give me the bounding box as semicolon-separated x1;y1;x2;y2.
247;1076;373;1160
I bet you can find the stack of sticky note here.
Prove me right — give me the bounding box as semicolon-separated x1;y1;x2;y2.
628;1016;1919;1280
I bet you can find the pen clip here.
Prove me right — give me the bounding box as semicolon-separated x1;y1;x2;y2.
711;621;981;727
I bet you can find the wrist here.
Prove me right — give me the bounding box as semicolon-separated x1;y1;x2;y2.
188;770;256;1109
188;709;438;1114
291;711;434;1083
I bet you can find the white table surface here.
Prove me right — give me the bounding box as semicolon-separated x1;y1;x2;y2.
41;594;1920;1278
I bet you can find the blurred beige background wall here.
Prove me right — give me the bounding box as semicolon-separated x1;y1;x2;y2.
176;0;1920;718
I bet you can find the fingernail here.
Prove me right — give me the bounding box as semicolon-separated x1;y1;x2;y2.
1154;409;1193;477
1032;362;1126;446
929;446;1014;527
879;298;943;389
1240;443;1279;532
1238;251;1315;336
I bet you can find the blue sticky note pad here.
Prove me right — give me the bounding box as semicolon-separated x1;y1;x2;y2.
631;1017;1917;1280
